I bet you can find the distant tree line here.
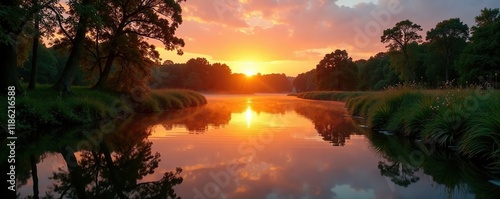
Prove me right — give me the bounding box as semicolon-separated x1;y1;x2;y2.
294;8;500;92
155;57;292;93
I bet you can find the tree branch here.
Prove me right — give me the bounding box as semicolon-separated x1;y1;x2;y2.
46;6;74;44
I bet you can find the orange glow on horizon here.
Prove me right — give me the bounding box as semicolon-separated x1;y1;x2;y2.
239;61;258;76
244;71;256;77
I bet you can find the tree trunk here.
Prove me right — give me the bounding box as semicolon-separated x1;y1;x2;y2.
60;146;88;199
30;154;39;199
0;42;24;95
100;142;127;199
402;48;415;82
0;0;24;95
28;5;40;91
92;42;118;90
51;0;90;94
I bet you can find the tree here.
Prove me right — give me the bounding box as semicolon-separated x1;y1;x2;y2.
51;0;96;94
184;72;203;90
457;8;500;84
356;52;400;90
381;20;423;82
252;73;292;93
355;59;369;90
209;63;232;91
106;34;158;94
28;0;41;90
316;50;358;91
293;69;317;92
426;18;469;82
0;0;38;95
20;42;58;84
91;0;185;90
27;0;59;90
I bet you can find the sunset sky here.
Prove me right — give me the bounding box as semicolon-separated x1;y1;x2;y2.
156;0;500;77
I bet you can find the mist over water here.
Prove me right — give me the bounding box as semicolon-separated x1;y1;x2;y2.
18;94;500;199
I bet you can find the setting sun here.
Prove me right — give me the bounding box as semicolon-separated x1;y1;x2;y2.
244;70;256;77
238;61;258;76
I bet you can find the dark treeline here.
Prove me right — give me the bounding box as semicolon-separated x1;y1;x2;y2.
155;57;292;93
294;8;500;92
13;44;293;93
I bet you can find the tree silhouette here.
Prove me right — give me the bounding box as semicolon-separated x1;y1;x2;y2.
426;18;469;82
0;0;58;94
91;0;185;90
293;69;316;92
381;20;423;82
458;8;500;84
51;0;95;94
316;49;358;91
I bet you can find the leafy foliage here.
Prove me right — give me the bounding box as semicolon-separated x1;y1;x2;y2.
426;18;469;82
457;8;500;84
315;49;358;91
381;20;423;82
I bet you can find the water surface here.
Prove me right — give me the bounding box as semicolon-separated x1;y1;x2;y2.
15;94;500;198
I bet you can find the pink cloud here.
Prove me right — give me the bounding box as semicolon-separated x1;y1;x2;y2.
161;0;500;75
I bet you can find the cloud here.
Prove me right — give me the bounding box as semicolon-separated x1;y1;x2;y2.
161;0;500;75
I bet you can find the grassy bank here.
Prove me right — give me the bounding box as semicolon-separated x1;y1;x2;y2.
0;85;207;131
297;89;500;170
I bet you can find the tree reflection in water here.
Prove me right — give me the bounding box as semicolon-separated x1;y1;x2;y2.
15;120;184;199
57;126;182;198
366;131;500;198
14;96;500;198
294;102;360;146
158;104;231;132
377;160;420;187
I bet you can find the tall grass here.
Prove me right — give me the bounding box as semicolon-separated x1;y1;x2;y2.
458;95;500;170
296;88;500;170
0;86;207;131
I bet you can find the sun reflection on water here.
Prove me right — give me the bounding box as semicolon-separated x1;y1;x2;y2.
245;98;253;128
245;106;252;128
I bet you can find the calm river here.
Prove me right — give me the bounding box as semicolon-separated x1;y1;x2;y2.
16;94;500;198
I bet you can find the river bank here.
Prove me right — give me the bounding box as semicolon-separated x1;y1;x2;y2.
0;86;207;132
296;88;500;171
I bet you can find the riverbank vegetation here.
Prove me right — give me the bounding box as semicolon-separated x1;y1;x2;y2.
297;88;500;171
366;131;500;198
0;0;214;133
0;85;206;131
291;8;500;171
